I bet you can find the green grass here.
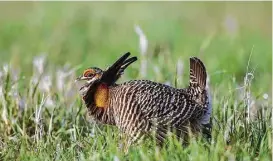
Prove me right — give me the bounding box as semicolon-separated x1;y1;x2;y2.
0;2;272;161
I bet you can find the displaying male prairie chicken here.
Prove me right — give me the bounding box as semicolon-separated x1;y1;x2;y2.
76;52;211;149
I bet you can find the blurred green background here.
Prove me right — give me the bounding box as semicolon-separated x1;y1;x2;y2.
0;2;272;160
0;1;271;93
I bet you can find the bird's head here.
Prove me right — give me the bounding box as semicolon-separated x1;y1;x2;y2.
75;52;137;97
76;67;103;83
75;67;104;95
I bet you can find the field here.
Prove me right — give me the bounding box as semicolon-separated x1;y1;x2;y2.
0;2;272;161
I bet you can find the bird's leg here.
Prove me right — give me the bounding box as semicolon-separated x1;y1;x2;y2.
118;133;127;152
123;137;131;154
117;132;134;155
118;117;147;153
120;130;144;154
119;135;136;154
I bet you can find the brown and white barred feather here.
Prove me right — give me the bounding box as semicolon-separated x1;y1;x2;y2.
80;53;209;149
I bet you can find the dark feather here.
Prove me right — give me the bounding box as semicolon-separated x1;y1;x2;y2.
101;52;137;85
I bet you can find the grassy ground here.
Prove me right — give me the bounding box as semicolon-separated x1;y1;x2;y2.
0;2;272;161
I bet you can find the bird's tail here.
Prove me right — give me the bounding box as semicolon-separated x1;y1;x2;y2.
189;57;207;92
189;57;212;140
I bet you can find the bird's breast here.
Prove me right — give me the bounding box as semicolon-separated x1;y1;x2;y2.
94;83;109;108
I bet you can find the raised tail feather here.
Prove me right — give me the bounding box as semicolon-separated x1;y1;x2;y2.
189;57;207;92
101;52;137;85
189;57;212;140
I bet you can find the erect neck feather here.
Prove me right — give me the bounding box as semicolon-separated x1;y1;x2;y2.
94;83;109;108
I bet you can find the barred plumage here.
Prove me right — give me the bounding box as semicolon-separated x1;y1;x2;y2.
76;52;211;149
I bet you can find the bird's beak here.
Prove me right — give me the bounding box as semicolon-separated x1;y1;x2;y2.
75;75;93;83
75;76;84;82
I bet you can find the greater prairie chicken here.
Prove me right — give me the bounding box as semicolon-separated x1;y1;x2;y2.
76;52;211;149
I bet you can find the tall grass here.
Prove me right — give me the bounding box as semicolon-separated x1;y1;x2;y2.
0;2;272;161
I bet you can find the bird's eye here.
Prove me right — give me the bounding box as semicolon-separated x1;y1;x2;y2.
83;69;95;77
87;73;94;77
84;72;94;77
